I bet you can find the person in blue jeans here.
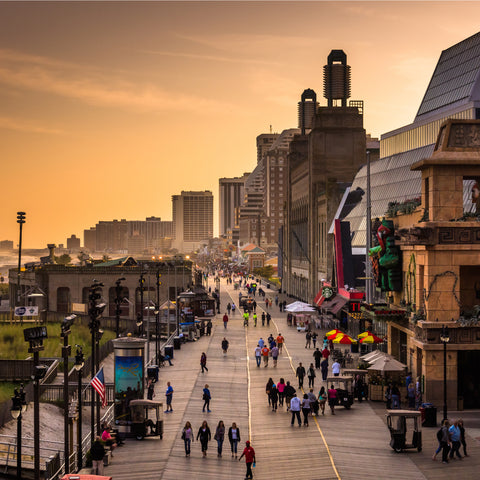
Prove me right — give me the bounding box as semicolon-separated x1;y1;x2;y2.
391;383;400;409
228;422;241;458
202;384;211;412
164;381;173;412
214;420;225;457
255;345;262;367
449;419;463;460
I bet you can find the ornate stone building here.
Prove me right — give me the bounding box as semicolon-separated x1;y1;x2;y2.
392;119;480;409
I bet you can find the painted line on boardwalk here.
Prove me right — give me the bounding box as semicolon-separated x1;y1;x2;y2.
225;284;253;442
272;317;342;480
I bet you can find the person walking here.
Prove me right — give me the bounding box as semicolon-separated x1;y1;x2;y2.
284;381;296;411
261;345;270;367
312;332;318;348
91;436;106;475
238;440;256;480
270;384;279;412
165;381;174;412
439;419;452;464
197;420;212;457
182;421;194;457
200;352;208;373
202;384;212;412
266;312;271;326
221;337;229;355
253;312;257;327
328;384;338;415
258;337;265;348
214;420;225;457
385;383;393;409
305;331;312;349
301;393;311;426
290;393;302;427
458;418;468;456
313;348;322;369
265;378;274;405
271;345;279;367
296;362;306;389
307;363;316;388
227;303;231;315
231;303;236;314
449;419;463;460
318;386;327;415
321;358;329;382
147;378;155;400
391;383;400;409
228;422;241;458
331;360;341;377
206;319;212;335
277;378;286;407
261;312;266;326
223;312;229;329
308;388;319;416
254;345;262;367
276;333;284;353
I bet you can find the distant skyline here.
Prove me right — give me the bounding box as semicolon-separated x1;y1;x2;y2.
1;1;480;247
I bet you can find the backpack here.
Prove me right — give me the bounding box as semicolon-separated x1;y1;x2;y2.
436;428;443;442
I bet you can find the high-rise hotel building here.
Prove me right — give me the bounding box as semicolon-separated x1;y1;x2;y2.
219;173;249;237
172;191;213;253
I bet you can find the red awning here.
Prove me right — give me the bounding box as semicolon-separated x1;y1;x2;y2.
314;290;325;306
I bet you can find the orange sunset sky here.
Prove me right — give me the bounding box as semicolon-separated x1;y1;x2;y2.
1;1;480;248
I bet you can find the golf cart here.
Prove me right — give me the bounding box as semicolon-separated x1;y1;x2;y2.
327;376;354;409
386;410;422;453
129;399;164;440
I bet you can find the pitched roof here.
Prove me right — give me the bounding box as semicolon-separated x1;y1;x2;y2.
416;31;480;120
93;256;138;267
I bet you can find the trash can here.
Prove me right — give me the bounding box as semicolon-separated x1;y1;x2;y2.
147;366;159;383
164;345;174;360
422;404;437;427
173;336;181;350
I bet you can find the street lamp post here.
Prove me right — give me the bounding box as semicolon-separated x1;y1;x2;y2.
114;278;125;338
23;326;48;480
155;269;162;363
138;273;145;337
61;315;75;474
365;150;373;304
16;212;26;308
74;346;84;471
88;282;105;447
440;325;450;422
11;384;27;480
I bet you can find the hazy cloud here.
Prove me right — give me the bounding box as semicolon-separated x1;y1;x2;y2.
141;48;281;66
0;48;238;114
0;116;63;134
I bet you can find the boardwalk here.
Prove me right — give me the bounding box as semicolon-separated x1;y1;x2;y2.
103;279;480;480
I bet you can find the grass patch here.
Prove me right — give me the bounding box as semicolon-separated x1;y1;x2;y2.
0;322;115;360
0;382;17;404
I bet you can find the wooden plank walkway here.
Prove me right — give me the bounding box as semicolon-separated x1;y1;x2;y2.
103;279;480;480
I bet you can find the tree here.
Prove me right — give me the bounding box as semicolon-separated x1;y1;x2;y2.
55;254;72;265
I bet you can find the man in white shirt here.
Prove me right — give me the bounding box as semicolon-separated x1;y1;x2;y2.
332;360;341;376
289;394;302;427
254;345;262;367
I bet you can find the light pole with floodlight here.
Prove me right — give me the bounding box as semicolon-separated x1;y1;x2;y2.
440;325;450;422
74;346;84;471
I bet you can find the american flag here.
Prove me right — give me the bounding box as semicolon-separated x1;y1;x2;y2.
90;367;107;407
